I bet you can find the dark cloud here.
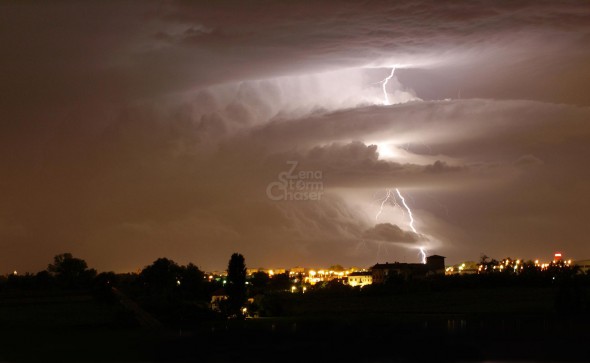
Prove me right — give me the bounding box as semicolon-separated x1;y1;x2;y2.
424;160;464;174
362;223;422;244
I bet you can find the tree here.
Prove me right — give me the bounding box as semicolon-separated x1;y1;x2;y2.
179;263;206;299
329;264;344;272
269;273;291;291
47;253;96;288
250;271;270;291
479;254;490;265
478;253;499;273
34;270;54;289
140;258;182;300
226;253;247;317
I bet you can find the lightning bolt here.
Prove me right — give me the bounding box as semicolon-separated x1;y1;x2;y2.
376;189;393;220
418;247;427;264
381;67;396;106
376;188;404;221
395;188;415;233
395;188;427;264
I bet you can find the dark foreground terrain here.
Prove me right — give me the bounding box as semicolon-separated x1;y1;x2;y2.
0;286;589;362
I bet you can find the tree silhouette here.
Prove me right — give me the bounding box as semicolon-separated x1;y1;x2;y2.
269;273;291;291
250;271;270;292
140;258;182;300
179;263;206;299
47;253;96;288
478;253;499;273
226;253;247;317
329;264;345;272
479;254;490;265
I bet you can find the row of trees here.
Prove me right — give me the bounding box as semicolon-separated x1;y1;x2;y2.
0;252;253;320
3;251;590;321
0;253;98;290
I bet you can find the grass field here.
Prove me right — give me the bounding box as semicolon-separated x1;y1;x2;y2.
281;286;560;316
0;286;588;362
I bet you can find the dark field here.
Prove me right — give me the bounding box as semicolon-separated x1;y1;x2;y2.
281;286;558;314
0;286;589;362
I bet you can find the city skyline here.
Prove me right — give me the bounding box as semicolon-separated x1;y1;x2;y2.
1;1;590;273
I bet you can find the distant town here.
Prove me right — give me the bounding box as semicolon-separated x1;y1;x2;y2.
204;252;590;289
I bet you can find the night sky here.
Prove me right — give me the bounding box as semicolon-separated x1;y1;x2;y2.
2;1;590;273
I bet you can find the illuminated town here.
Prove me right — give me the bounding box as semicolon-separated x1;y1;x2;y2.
204;252;590;293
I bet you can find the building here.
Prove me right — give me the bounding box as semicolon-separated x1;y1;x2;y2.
246;268;260;275
445;261;479;275
347;271;373;287
264;268;286;276
304;269;350;285
427;255;446;274
289;266;306;275
371;255;445;283
210;288;228;312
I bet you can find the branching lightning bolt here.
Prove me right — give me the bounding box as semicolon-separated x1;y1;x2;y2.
381;67;396;106
395;188;427;264
376;68;430;263
375;188;404;221
376;189;393;220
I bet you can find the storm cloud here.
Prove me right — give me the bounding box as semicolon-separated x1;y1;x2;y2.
1;1;589;272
